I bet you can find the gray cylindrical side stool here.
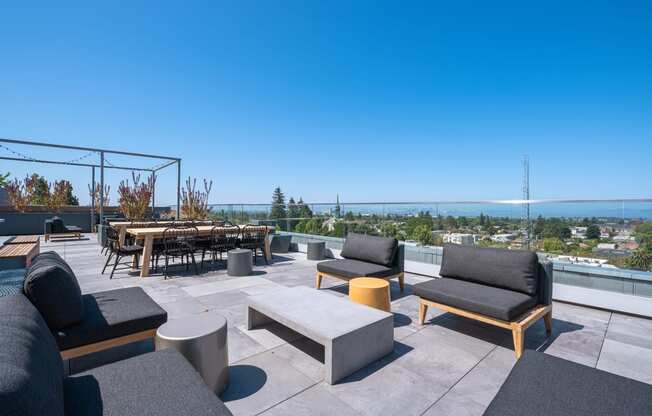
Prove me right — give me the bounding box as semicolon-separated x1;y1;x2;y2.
307;241;326;260
227;249;252;276
155;313;229;395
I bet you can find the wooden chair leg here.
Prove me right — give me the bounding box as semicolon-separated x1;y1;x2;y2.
316;272;323;289
512;325;524;359
418;301;428;325
398;272;405;292
544;310;553;334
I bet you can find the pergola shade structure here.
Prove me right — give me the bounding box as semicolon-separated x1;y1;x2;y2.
0;138;182;224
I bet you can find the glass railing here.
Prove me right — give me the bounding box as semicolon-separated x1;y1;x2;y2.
208;199;652;291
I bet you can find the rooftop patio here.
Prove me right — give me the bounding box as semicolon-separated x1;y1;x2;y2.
29;234;652;416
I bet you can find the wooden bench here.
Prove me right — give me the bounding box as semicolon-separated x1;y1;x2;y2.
0;242;40;269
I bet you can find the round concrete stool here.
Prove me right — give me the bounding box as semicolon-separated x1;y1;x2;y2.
155;312;229;395
227;249;252;276
349;278;391;312
306;241;326;260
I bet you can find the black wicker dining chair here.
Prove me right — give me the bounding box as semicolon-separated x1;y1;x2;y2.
161;226;199;278
200;224;240;269
101;225;144;279
239;225;268;265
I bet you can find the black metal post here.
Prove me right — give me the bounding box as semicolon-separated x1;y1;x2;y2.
100;151;105;225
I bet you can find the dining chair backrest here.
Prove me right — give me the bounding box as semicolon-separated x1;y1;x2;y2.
162;226;199;253
106;225;120;250
211;225;240;249
240;225;267;246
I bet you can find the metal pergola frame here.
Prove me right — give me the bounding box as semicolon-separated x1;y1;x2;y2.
0;138;182;225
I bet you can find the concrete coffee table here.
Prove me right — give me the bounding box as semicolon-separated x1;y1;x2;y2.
155;312;229;395
246;286;393;384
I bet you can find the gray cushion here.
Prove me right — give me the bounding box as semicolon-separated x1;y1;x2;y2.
414;277;537;321
440;244;538;295
23;252;84;330
64;348;232;416
55;287;167;351
0;294;65;416
484;350;652;416
317;259;399;279
341;233;398;267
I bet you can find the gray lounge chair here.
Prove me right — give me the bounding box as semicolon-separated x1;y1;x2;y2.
414;244;553;358
316;232;404;291
44;217;83;241
0;293;232;415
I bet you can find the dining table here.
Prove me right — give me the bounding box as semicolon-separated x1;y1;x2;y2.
125;224;275;277
108;220;178;248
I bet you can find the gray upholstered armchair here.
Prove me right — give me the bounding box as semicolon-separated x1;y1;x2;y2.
414;244;553;359
316;232;405;292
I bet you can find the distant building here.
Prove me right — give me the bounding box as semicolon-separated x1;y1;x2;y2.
597;243;617;250
570;226;587;239
443;233;477;245
553;255;617;268
491;233;517;243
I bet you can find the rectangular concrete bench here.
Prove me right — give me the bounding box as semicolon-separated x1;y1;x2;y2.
247;286;394;384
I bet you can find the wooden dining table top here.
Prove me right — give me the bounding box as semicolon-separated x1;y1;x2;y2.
126;224;273;237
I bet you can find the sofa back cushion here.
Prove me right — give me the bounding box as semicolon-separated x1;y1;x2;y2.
23;252;84;330
440;244;539;295
341;233;398;267
0;294;65;416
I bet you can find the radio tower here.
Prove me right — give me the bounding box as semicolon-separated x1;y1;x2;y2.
521;155;531;249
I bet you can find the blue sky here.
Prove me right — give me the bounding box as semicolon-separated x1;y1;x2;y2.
1;1;651;205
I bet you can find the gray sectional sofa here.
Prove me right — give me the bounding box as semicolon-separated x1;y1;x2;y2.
0;251;233;415
316;232;404;291
415;244;553;358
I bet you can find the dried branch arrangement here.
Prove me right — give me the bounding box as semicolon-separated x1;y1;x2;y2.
118;172;156;220
181;177;213;220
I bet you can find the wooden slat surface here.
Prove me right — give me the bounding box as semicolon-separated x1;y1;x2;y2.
5;235;40;244
0;242;38;257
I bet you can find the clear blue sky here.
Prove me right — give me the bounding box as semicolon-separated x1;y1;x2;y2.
1;1;651;205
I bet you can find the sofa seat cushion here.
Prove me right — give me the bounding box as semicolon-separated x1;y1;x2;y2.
0;294;65;416
340;233;398;267
440;244;539;296
317;259;398;279
55;287;167;351
64;348;232;416
414;277;537;321
23;251;85;330
485;350;652;416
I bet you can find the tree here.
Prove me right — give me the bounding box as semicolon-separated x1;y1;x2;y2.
270;187;287;220
0;172;9;187
287;197;299;218
445;215;458;230
533;215;545;238
412;224;434;246
297;197;313;218
543;238;565;253
586;225;601;240
627;249;651;271
25;174;50;205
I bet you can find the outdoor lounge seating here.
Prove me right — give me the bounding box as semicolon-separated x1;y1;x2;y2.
316;232;404;291
484;350;652;415
0;292;232;416
44;217;83;241
23;251;167;359
415;244;553;359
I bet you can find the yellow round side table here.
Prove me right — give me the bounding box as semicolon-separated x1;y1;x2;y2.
349;278;391;312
